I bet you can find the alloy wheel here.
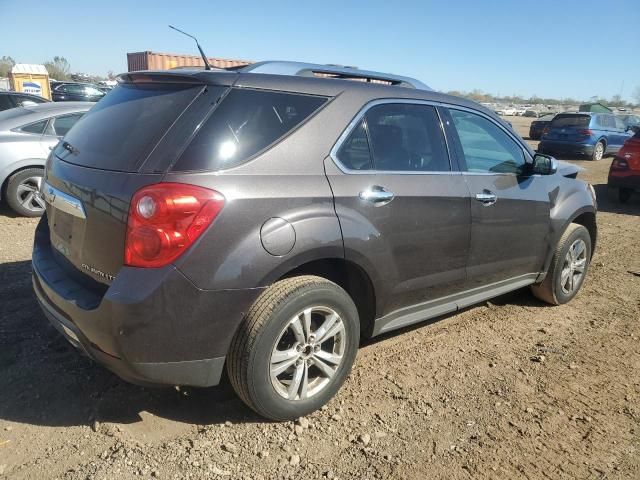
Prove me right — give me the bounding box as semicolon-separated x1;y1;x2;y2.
594;142;604;161
270;306;346;401
16;176;45;214
560;239;587;295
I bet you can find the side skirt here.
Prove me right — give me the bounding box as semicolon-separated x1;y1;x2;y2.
372;273;539;336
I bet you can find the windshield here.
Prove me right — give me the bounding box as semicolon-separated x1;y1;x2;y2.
551;114;590;128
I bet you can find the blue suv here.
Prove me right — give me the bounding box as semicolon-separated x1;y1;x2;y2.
539;112;633;160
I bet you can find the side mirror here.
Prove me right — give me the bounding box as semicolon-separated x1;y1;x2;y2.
531;153;558;175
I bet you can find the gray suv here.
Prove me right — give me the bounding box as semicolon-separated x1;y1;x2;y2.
32;62;597;420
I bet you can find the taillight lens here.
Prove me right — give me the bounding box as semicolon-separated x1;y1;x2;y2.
578;129;593;136
611;157;629;170
125;183;225;268
542;127;550;135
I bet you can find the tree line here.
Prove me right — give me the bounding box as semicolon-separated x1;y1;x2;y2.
445;88;640;109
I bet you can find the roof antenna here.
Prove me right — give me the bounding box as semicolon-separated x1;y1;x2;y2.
168;25;212;70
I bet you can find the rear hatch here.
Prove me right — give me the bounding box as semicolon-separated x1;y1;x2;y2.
545;114;591;142
43;74;231;288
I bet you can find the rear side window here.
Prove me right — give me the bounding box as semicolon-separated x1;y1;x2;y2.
551;114;590;128
55;83;203;171
336;120;373;170
172;89;327;172
365;103;449;172
20;119;48;135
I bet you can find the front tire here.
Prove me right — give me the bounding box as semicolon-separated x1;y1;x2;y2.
5;168;45;217
227;276;360;421
531;224;591;305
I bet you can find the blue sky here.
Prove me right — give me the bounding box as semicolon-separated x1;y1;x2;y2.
2;0;639;101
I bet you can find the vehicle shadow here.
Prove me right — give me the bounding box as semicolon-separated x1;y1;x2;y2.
592;183;639;215
0;202;20;219
363;286;547;347
0;260;262;429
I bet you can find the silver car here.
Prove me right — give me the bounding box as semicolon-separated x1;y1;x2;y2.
0;102;93;216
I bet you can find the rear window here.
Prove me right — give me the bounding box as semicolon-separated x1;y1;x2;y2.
54;83;203;171
172;88;327;172
551;114;590;128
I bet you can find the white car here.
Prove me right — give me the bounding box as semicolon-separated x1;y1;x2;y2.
496;107;517;116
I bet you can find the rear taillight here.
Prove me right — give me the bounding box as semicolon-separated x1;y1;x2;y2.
611;157;629;170
125;183;225;268
543;127;550;135
578;129;593;136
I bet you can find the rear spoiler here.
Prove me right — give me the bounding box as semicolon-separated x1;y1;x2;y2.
116;70;237;85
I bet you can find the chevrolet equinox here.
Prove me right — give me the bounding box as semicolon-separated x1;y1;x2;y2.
32;62;598;420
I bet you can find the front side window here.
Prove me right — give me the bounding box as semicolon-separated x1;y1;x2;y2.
613;116;626;130
336;119;372;170
449;109;525;174
173;89;327;172
364;103;449;172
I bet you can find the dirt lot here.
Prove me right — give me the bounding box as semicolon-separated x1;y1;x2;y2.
0;116;638;480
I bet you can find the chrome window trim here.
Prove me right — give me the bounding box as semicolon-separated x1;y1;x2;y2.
330;99;455;175
330;98;534;176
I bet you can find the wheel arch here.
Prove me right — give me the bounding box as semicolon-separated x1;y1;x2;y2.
0;159;46;202
277;257;377;339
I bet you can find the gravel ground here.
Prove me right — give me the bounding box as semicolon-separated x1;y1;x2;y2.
0;116;638;479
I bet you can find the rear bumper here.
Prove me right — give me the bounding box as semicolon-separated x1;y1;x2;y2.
32;216;264;387
539;141;594;157
608;172;640;190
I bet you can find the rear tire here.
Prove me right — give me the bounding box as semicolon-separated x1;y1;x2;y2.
531;224;591;305
619;188;633;203
5;168;45;217
227;275;359;421
591;141;605;161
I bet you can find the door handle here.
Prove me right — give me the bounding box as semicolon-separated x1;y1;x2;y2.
359;186;395;206
475;190;497;206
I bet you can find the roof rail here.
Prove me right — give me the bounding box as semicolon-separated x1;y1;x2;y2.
241;61;431;91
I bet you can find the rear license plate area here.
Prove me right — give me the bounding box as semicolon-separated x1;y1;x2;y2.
52;208;74;242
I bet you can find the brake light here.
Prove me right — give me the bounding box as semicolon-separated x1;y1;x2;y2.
611;157;629;170
543;127;550;135
578;129;593;136
125;183;225;268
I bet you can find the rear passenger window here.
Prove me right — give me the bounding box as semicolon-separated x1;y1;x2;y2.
336;120;372;170
20;119;48;135
613;116;626;130
50;114;84;137
173;89;327;172
364;104;449;171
